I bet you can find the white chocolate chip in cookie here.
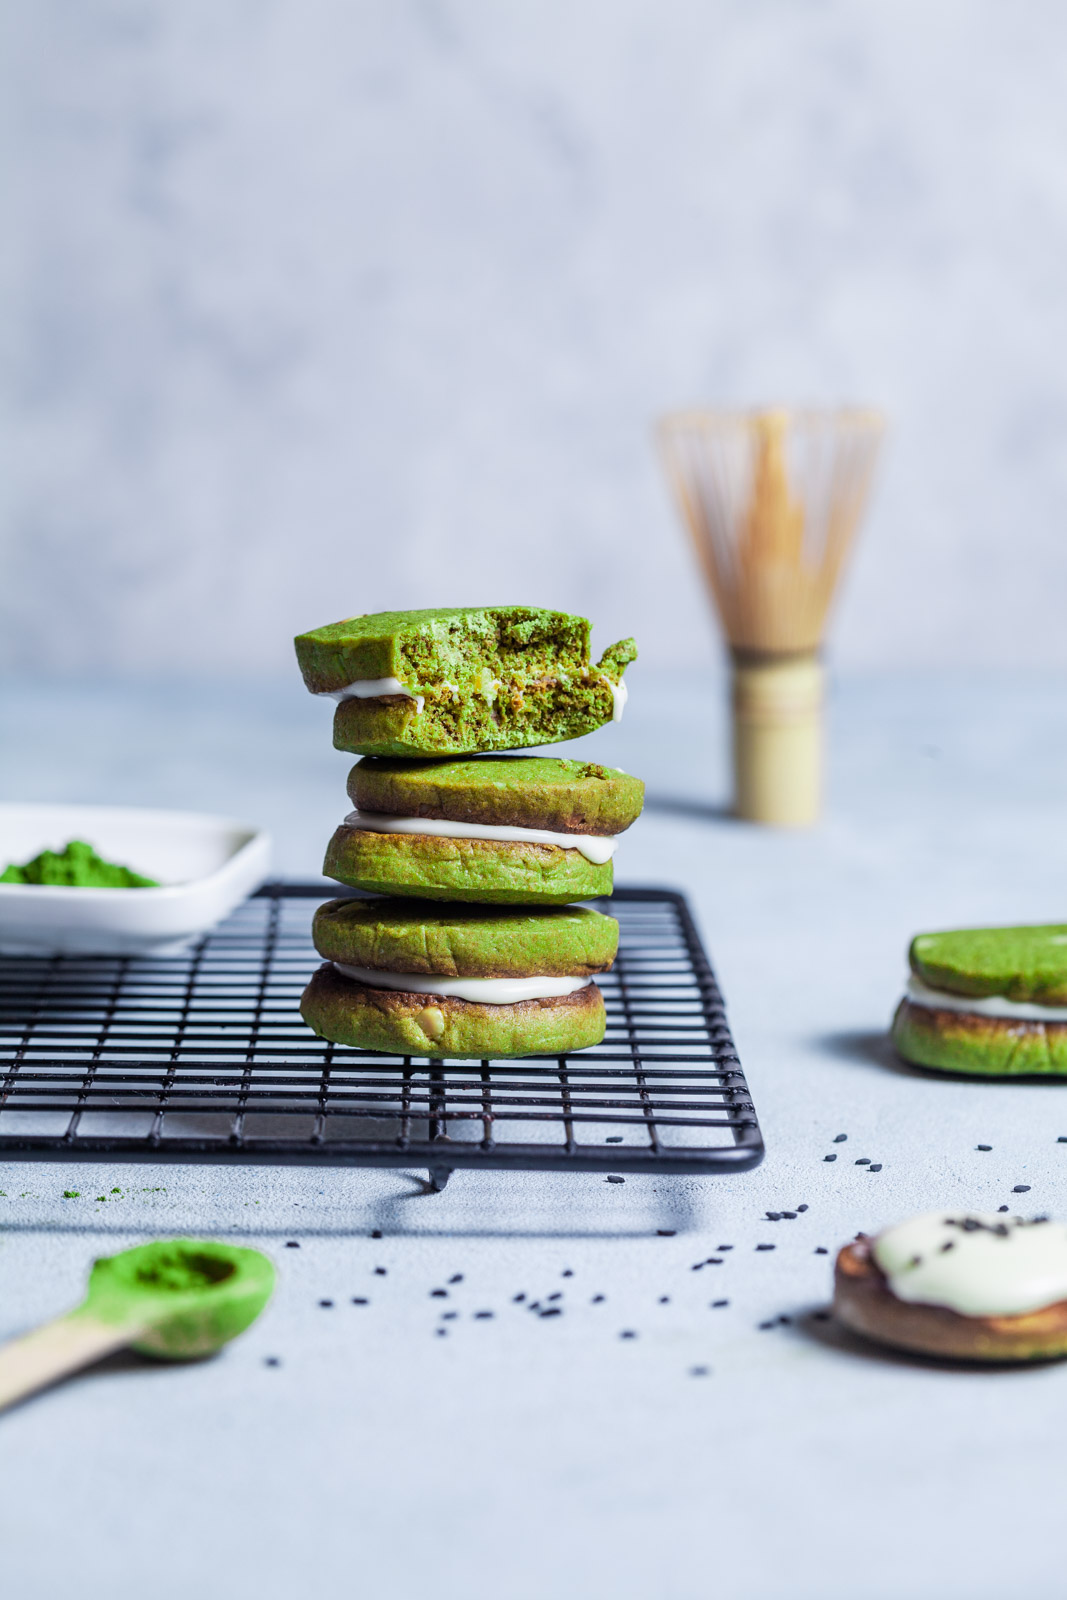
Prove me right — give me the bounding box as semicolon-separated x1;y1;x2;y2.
416;1006;446;1040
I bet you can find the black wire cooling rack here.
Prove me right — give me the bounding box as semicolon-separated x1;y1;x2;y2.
0;885;762;1190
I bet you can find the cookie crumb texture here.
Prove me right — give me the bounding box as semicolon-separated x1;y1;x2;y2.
323;827;613;905
892;999;1067;1077
295;606;636;757
300;962;606;1058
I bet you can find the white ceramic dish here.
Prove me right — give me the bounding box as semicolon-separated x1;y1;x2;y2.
0;803;271;957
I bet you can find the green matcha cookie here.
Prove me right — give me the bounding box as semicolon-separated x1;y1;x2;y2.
293;606;635;757
891;1000;1067;1078
349;756;645;835
909;925;1067;1005
300;961;606;1059
311;898;618;977
323;827;613;905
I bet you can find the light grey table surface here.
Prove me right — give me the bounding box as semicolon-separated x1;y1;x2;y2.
3;667;1067;1600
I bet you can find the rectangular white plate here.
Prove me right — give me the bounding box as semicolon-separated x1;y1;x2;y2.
0;803;271;956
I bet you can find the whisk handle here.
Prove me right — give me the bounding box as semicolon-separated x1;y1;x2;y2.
732;653;822;826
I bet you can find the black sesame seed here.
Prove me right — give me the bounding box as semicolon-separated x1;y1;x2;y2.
689;1365;710;1377
264;1357;281;1367
442;1311;458;1321
758;1320;776;1330
547;1292;562;1302
833;1134;848;1143
605;1136;623;1143
855;1158;870;1166
1014;1185;1031;1193
756;1243;775;1251
940;1241;955;1253
373;1267;387;1276
976;1145;992;1152
448;1274;464;1284
513;1292;526;1302
690;1262;705;1271
998;1205;1010;1212
797;1205;809;1213
619;1330;637;1339
606;1175;625;1184
285;1241;300;1249
318;1299;334;1308
562;1269;574;1277
1058;1137;1067;1144
814;1247;828;1255
766;1211;782;1221
778;1315;792;1325
707;1258;723;1266
370;1230;383;1239
658;1295;670;1304
474;1311;494;1320
868;1164;883;1173
540;1307;562;1318
351;1297;368;1306
657;1229;677;1237
712;1299;729;1308
781;1211;797;1219
435;1328;447;1337
430;1289;448;1298
824;1154;837;1162
718;1245;734;1251
528;1302;541;1312
591;1294;606;1303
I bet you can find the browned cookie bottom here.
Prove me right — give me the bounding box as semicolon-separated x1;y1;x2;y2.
300;962;606;1059
833;1237;1067;1362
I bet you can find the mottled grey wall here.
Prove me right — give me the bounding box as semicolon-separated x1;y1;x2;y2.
4;1;1067;676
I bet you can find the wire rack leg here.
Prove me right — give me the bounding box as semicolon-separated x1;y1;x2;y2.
427;1165;454;1192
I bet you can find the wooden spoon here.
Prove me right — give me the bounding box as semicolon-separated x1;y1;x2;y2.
0;1238;275;1413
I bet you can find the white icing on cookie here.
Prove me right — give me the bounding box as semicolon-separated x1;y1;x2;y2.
904;976;1067;1023
872;1211;1067;1317
318;678;425;713
332;965;594;1005
342;810;618;865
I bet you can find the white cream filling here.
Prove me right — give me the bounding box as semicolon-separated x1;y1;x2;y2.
318;678;425;713
609;678;628;722
905;975;1067;1022
873;1211;1067;1317
342;810;618;864
333;963;593;1005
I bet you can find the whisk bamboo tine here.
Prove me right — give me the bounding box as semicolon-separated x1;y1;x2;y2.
659;406;884;823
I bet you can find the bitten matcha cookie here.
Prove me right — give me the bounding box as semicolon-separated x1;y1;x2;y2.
294;606;636;758
300;899;618;1058
891;924;1067;1077
323;756;645;904
834;1212;1067;1362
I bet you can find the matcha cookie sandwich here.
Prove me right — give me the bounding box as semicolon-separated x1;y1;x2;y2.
323;755;645;905
892;923;1067;1077
301;898;618;1058
294;606;636;758
834;1210;1067;1362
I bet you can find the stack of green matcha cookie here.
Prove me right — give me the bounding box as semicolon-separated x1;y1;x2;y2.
293;606;642;1059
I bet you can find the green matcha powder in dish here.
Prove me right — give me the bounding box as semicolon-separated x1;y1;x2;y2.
0;839;159;888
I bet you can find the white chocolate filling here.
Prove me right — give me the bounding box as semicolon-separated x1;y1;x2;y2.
342;810;618;865
609;677;628;722
873;1211;1067;1317
318;678;425;713
904;975;1067;1022
333;964;594;1005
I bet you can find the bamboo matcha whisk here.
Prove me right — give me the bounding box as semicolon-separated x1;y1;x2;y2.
658;407;884;825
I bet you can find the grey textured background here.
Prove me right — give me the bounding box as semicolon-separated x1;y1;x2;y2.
4;0;1067;675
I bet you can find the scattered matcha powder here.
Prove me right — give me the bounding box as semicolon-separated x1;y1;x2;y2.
63;1190;80;1199
0;839;158;888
